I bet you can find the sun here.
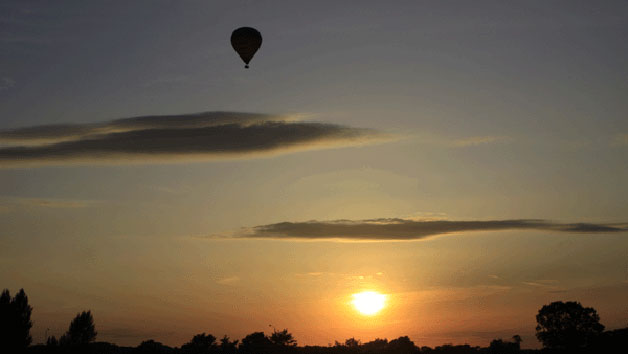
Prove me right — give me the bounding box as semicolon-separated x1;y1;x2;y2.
352;291;387;316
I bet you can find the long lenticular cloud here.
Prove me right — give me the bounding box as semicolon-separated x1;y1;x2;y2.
0;111;385;166
236;219;628;241
0;112;281;142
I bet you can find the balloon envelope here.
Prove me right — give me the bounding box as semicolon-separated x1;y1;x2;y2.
231;27;262;68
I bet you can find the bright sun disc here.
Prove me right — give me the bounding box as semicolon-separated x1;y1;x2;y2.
352;291;387;315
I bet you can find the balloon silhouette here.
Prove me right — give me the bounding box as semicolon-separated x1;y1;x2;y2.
231;27;262;69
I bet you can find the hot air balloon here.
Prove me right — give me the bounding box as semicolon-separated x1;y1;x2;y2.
230;27;262;69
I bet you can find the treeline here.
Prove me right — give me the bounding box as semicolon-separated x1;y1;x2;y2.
2;288;627;354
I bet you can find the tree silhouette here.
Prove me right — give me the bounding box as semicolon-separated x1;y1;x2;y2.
46;336;59;347
239;332;274;354
344;337;360;348
181;333;218;354
488;335;521;353
333;337;361;354
219;335;239;354
593;328;628;354
270;329;297;347
536;301;604;351
269;329;297;354
0;288;33;352
361;338;388;354
512;335;522;347
387;336;417;354
61;310;97;346
4;287;628;354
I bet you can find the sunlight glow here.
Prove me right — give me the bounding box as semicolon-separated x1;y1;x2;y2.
352;291;387;316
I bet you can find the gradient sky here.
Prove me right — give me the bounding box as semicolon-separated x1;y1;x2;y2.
1;0;627;349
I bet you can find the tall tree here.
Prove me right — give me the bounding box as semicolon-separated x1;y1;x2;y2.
0;288;33;352
536;301;604;350
61;310;97;346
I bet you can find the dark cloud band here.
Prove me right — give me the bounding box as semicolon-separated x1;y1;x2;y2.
0;112;282;142
0;112;383;166
239;219;628;241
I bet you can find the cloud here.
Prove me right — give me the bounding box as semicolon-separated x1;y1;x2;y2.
522;279;558;288
451;135;512;147
0;196;99;209
0;112;290;143
216;276;240;285
0;111;385;167
228;218;628;241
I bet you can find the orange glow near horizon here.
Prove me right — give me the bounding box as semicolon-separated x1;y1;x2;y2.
351;291;387;316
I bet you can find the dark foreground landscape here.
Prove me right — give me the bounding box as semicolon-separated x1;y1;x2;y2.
2;288;627;354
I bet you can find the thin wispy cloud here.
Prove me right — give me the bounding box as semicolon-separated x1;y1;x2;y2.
0;111;386;167
406;133;513;149
522;280;559;289
451;135;512;148
216;276;240;285
0;196;100;209
227;218;628;241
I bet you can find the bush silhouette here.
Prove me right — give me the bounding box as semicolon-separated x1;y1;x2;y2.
387;336;417;354
0;288;33;352
239;332;274;354
536;301;604;351
181;333;218;354
136;339;176;353
361;338;388;353
488;335;521;353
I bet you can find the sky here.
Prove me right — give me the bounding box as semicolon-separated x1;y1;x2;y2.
1;0;627;349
